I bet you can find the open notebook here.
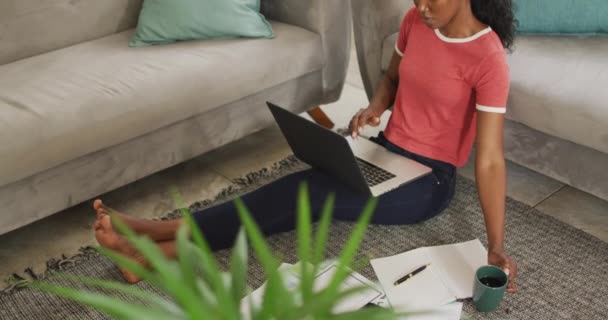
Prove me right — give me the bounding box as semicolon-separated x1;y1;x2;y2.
370;239;487;311
240;260;384;318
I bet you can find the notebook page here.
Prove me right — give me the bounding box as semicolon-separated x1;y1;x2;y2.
371;247;454;310
310;263;383;313
427;239;487;299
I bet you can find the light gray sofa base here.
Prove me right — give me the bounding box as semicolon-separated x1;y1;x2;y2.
0;72;322;235
505;120;608;201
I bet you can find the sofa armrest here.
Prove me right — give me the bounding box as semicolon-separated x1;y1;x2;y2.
261;0;351;104
351;0;412;99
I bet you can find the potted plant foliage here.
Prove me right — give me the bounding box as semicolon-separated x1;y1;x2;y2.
34;183;402;319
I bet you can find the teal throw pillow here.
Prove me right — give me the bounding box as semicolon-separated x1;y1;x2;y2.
514;0;608;35
130;0;274;47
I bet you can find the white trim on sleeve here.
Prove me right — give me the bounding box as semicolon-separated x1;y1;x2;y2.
476;104;506;114
395;43;403;56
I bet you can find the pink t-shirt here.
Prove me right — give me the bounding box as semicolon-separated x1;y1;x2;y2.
384;7;510;167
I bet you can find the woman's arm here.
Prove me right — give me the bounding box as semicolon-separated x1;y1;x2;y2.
352;6;416;137
350;51;401;137
475;111;518;293
370;51;401;112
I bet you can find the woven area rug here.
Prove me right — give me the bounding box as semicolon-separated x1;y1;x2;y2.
1;156;607;319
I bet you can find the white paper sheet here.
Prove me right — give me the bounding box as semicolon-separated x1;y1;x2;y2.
305;262;383;313
371;247;454;310
370;239;487;310
427;240;487;299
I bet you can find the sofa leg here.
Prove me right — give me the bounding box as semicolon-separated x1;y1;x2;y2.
307;106;335;129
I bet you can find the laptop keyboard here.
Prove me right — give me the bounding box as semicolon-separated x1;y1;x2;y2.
356;158;397;187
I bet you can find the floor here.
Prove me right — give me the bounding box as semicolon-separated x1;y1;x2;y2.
1;43;607;286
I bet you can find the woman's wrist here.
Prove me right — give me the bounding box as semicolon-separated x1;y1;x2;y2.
486;224;505;253
488;241;504;253
368;103;387;116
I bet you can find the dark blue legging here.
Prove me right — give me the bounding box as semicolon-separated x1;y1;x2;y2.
194;132;456;251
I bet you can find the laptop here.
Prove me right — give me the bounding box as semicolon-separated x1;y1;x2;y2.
267;102;432;196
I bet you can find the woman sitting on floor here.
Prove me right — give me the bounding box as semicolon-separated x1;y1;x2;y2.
92;0;519;293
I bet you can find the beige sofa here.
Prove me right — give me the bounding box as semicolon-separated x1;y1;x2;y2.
351;0;608;202
0;0;352;235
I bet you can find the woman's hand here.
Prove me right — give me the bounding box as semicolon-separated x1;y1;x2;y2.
488;248;518;293
349;106;383;139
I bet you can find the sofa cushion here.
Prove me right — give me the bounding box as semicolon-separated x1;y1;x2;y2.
0;0;143;65
0;21;323;186
514;0;608;35
506;36;608;154
130;0;273;47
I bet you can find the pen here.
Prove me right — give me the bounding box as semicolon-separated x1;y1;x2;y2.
393;263;431;286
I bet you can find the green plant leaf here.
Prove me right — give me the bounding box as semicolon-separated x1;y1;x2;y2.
38;185;386;320
195;278;219;310
244;286;259;320
175;221;211;319
319;197;378;309
179;203;239;319
107;213;175;280
229;228;248;303
296;182;314;304
176;221;197;292
169;186;239;318
234;198;279;274
182;210;224;281
34;282;181;320
312;193;335;274
107;213;207;318
257;271;295;319
235;198;299;318
96;247;155;282
40;275;183;316
350;256;371;274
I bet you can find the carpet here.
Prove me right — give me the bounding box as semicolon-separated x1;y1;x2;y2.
1;156;607;319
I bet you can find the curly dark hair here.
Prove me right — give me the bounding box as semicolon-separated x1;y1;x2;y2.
471;0;517;50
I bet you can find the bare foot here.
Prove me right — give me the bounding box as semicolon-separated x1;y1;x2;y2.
94;215;145;284
93;199;181;242
93;199;141;233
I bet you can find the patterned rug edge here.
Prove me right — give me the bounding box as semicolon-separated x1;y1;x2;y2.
0;155;306;295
